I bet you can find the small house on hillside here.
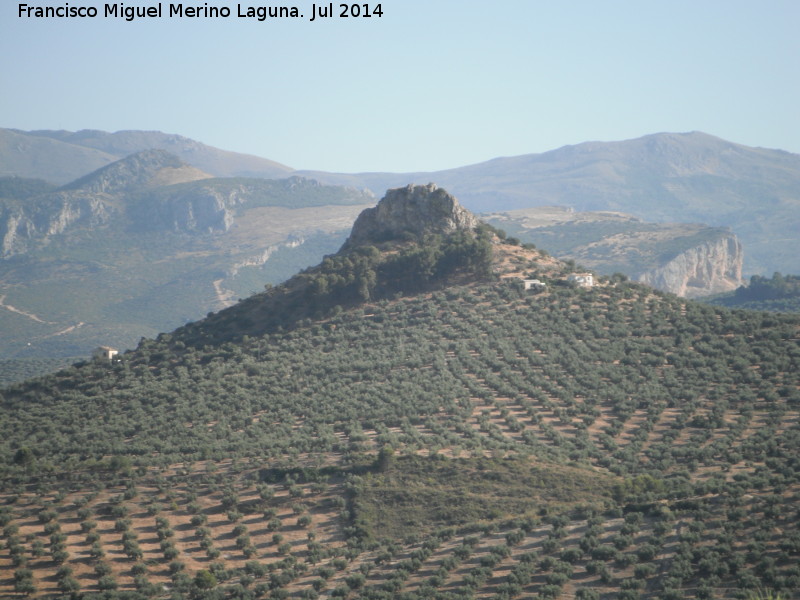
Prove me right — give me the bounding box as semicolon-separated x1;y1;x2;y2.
567;273;594;288
523;279;547;291
93;346;118;361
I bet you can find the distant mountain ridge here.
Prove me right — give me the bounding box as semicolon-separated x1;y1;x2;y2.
60;148;212;194
300;132;800;276
0;128;292;183
4;128;796;276
0;150;212;257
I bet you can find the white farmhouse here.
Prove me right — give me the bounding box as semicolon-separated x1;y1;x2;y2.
522;279;547;291
567;273;595;288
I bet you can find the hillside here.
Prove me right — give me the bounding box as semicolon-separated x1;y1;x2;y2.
2;147;756;387
1;186;799;600
704;272;800;313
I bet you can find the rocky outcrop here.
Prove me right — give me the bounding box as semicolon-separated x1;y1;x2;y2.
0;193;113;257
134;185;241;233
228;236;306;277
637;234;743;298
342;183;477;249
130;176;374;235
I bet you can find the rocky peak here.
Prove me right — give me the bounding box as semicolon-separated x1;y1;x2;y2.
342;183;478;250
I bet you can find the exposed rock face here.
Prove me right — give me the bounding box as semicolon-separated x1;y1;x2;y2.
637;234;743;298
1;193;113;257
342;183;477;249
134;185;242;233
130;176;372;235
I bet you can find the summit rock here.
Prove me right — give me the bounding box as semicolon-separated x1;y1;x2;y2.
341;183;478;250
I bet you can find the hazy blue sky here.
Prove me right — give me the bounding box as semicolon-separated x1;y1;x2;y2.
2;1;799;172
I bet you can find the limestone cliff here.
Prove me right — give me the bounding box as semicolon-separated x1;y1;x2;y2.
342;183;478;250
132;176;373;234
0;193;113;257
133;184;242;233
637;234;743;298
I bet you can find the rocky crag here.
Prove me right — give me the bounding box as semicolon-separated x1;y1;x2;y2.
0;193;113;257
342;183;478;250
636;234;743;298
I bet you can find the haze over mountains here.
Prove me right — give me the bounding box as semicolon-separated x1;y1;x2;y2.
301;131;799;277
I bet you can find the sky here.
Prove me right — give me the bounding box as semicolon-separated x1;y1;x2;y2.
2;0;799;173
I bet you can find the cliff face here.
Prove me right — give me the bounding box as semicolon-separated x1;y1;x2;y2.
342;183;477;249
637;234;743;298
0;193;113;257
133;185;242;233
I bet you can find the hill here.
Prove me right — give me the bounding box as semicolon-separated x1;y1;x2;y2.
1;186;798;600
2;147;756;386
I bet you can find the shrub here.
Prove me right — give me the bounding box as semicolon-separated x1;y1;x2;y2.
194;569;218;590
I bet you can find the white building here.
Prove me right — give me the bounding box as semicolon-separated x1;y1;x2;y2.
93;346;119;361
567;273;594;288
523;279;547;291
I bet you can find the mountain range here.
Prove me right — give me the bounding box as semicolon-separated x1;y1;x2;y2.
300;131;799;277
4;128;798;277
